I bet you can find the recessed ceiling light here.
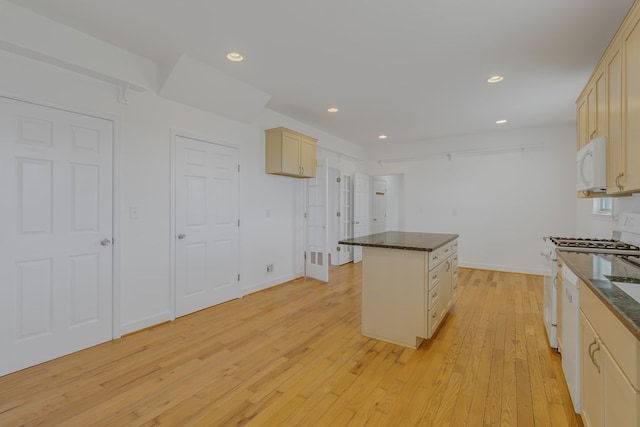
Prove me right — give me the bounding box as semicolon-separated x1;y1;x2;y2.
327;107;339;113
488;75;504;83
378;135;388;140
496;119;507;124
226;52;244;62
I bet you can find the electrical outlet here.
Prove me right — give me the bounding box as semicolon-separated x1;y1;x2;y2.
266;264;274;273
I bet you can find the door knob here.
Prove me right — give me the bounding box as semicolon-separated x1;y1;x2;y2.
177;233;186;239
100;238;112;246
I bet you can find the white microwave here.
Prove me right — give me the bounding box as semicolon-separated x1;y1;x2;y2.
576;137;606;192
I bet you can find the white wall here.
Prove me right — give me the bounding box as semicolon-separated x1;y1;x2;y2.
0;19;364;334
365;125;578;274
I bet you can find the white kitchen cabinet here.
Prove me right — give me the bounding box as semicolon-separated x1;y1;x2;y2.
265;127;317;178
360;238;458;348
426;241;457;336
579;281;640;427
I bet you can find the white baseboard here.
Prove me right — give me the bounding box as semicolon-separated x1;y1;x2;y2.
241;272;304;296
119;311;173;336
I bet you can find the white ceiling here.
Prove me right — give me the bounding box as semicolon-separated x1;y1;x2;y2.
9;0;635;145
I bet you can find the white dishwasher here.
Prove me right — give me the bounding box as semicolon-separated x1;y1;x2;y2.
561;264;580;413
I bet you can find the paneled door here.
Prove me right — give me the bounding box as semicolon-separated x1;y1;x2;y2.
372;178;387;234
0;97;113;376
353;172;370;263
174;135;239;317
306;159;328;282
338;173;354;265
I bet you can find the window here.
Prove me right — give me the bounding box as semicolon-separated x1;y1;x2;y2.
592;197;613;215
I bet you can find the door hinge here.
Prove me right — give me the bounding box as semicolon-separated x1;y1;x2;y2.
337;177;341;183
336;212;341;217
238;274;240;281
237;164;240;172
304;213;308;219
304;251;307;260
337;246;341;252
237;219;240;227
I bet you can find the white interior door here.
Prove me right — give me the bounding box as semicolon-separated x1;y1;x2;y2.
372;178;387;234
338;173;354;265
174;135;239;317
329;168;340;266
0;97;113;376
353;172;370;263
306;159;329;282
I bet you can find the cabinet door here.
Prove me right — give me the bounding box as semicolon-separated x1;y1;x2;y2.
281;131;301;176
557;273;563;352
577;97;589;150
595;68;607;139
624;15;640;192
450;252;459;301
603;342;640;427
443;255;453;310
607;47;624;193
581;312;604;427
299;136;317;178
587;84;597;141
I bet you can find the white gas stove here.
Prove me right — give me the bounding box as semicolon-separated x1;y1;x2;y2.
540;213;640;350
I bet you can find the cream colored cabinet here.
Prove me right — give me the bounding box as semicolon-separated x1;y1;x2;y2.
576;66;606;153
577;96;589;151
360;238;458;349
426;241;457;337
607;45;624;193
621;9;640;193
265;127;317;178
579;1;640;195
581;312;604;427
580;281;640;427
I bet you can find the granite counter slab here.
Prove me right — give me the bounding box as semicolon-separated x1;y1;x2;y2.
339;231;458;252
558;251;640;341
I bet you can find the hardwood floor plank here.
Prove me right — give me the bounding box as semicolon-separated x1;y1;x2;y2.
0;265;583;427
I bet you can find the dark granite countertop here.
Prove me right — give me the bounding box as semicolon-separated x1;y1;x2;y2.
339;231;458;252
558;251;640;341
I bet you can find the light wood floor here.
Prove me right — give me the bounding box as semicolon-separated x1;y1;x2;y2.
0;264;583;426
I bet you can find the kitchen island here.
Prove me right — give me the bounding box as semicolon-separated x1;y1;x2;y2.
340;231;459;348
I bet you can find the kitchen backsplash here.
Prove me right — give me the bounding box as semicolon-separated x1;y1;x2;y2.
615;193;640;216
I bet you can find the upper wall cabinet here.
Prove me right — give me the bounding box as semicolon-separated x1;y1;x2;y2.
265;127;317;178
622;6;640;193
577;65;606;152
578;1;640;195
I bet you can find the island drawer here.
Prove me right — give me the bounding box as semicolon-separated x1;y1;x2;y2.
429;243;451;268
427;260;447;290
427;299;445;338
427;282;442;309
